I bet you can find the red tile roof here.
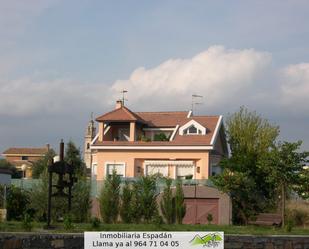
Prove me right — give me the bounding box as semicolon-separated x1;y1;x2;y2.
136;112;188;127
96;106;145;123
2;147;48;155
94;106;221;146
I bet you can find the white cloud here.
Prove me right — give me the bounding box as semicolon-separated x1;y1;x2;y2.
111;46;272;110
280;63;309;112
0;46;308;119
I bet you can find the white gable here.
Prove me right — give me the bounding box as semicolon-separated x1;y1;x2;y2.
179;120;206;135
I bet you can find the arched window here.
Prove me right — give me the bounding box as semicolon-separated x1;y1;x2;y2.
87;143;90;149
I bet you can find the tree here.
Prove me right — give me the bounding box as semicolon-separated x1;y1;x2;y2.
32;149;55;179
131;175;158;223
71;178;92;222
297;166;309;200
6;186;29;220
120;181;133;223
175;180;186;224
99;170;121;223
212;107;280;224
160;178;175;224
260;141;309;227
130;181;143;223
65;141;86;176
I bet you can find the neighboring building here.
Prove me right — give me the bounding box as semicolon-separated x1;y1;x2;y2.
2;146;49;178
89;100;231;224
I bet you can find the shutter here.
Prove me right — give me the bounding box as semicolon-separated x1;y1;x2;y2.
176;165;194;177
147;165;168;176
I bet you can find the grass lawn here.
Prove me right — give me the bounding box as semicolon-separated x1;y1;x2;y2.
0;221;309;235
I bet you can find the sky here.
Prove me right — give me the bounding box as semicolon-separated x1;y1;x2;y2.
0;0;309;155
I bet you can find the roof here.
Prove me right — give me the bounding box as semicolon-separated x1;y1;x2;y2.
96;106;145;123
93;109;222;147
136;111;188;127
2;147;48;155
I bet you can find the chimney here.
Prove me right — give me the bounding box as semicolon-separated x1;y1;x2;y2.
46;143;50;151
115;100;123;109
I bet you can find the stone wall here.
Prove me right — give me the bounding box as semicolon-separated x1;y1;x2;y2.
0;233;308;249
226;235;309;249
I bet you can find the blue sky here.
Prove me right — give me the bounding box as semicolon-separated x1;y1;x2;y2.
1;0;309;154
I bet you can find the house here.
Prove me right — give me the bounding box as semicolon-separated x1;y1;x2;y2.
89;100;231;224
2;145;49;178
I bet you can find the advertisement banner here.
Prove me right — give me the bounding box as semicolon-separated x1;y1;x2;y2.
84;231;224;249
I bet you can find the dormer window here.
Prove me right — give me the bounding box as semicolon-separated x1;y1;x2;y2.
184;125;202;135
179;120;206;135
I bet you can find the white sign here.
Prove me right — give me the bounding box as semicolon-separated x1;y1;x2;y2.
84;231;224;249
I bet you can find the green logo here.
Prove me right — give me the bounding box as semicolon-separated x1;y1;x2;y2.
190;233;223;248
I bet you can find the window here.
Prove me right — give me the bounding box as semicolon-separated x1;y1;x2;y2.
179;120;206;135
146;165;168;177
188;126;197;134
87;143;90;149
21;156;28;160
176;165;194;179
184;125;201;135
106;163;125;177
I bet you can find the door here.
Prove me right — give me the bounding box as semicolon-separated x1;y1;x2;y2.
182;198;219;225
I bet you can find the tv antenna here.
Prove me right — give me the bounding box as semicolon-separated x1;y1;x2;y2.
191;94;203;114
121;90;128;106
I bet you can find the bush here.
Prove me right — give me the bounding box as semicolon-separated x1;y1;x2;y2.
285;218;294;232
22;213;33;231
90;217;101;229
207;213;213;225
289;209;309;227
7;186;29;220
63;214;74;230
152;212;164;226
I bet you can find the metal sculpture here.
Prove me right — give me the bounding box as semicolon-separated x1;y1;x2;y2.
46;140;77;228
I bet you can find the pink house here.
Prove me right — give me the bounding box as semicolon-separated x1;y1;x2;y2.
89;101;232;224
